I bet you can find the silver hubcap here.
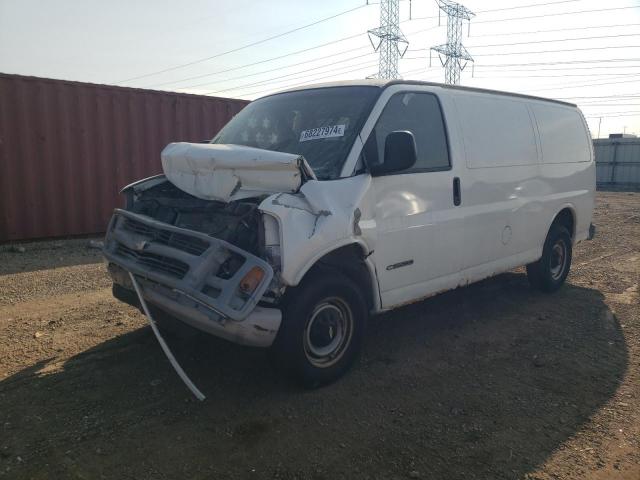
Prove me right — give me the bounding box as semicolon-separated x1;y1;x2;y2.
550;239;567;280
303;297;353;368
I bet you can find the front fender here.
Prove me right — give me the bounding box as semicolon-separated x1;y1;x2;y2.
259;175;374;286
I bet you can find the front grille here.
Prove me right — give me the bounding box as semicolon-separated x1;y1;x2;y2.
115;244;189;279
122;217;209;256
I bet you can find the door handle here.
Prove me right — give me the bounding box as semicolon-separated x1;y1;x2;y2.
453;177;461;206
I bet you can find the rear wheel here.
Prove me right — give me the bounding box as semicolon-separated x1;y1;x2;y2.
271;272;367;387
527;224;572;292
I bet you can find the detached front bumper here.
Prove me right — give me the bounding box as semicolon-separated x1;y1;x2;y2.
103;209;281;347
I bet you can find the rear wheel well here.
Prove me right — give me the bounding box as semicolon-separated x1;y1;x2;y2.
552;208;575;240
301;244;375;311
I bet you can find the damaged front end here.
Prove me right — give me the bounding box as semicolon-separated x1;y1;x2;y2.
103;142;369;348
103;163;286;347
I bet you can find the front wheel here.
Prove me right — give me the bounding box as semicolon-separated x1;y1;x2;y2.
527;224;572;292
271;272;367;387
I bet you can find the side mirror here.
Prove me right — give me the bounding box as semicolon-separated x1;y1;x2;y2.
370;130;417;176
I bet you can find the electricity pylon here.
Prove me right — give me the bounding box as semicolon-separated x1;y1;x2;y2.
368;0;408;79
430;0;474;85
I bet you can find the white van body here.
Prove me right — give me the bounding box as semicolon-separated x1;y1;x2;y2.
104;80;595;384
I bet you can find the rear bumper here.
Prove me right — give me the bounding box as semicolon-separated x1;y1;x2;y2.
103;209;281;348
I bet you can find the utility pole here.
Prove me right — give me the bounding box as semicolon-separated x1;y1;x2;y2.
597;117;602;139
430;0;474;85
368;0;408;79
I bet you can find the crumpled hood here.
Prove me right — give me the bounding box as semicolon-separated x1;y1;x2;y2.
161;142;316;202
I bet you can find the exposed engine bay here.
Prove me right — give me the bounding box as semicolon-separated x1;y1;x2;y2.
102;168;284;345
126;178;264;256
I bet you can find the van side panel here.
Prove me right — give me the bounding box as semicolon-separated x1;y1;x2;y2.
448;93;594;289
451;92;542;272
530;103;595;243
455;95;539;168
532;105;591;164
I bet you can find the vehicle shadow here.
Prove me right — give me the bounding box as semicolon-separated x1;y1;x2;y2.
0;272;627;480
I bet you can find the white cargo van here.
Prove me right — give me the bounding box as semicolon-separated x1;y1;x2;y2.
103;80;595;386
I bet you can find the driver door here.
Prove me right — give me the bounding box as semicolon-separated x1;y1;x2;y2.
367;91;464;309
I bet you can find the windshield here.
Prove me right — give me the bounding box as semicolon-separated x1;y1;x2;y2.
212;86;380;180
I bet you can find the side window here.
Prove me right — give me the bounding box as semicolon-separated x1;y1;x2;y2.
365;92;450;172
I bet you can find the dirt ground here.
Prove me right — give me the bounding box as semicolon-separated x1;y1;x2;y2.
0;192;638;480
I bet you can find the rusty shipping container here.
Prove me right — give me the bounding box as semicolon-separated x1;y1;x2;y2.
0;73;249;242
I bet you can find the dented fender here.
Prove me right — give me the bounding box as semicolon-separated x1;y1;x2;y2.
259;174;377;286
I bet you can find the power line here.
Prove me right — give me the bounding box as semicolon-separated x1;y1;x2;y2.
472;5;640;24
187;28;445;95
408;45;640;56
474;71;640;78
176;45;371;90
584;112;640;118
410;0;585;21
562;95;640;100
583;110;640;114
475;0;583;14
586;103;640;109
469;22;640;38
152;23;442;90
472;45;640;57
467;33;640;49
411;4;640;24
516;74;636;91
531;77;640;92
581;105;640;108
400;66;441;78
473;58;640;68
565;98;640;103
202;55;377;95
579;100;640;104
145;33;368;89
577;102;640;106
474;64;640;73
406;68;470;81
115;3;369;85
231;61;379;98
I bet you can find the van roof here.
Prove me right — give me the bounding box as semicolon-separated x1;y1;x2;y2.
268;79;577;108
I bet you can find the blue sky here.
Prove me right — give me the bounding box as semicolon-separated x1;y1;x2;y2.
1;0;639;136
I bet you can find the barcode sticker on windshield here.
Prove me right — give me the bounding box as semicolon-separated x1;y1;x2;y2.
299;125;345;142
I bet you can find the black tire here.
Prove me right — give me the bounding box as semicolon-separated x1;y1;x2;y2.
271;271;368;388
526;224;572;293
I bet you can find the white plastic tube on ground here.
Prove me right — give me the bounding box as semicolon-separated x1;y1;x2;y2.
128;272;206;401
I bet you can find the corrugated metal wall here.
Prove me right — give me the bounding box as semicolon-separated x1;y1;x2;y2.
0;74;248;242
594;138;640;190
